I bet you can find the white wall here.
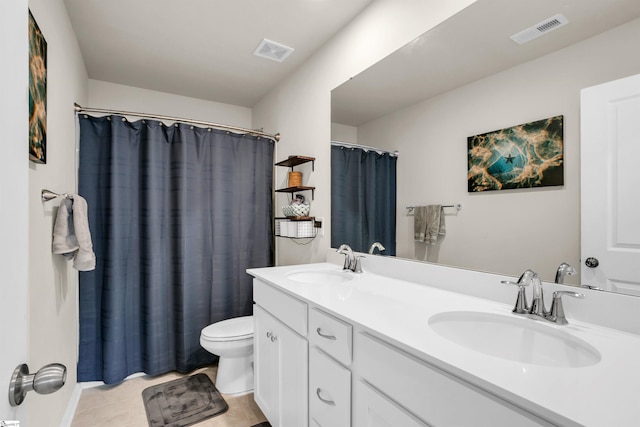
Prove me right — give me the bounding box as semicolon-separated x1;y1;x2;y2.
88;80;252;128
26;0;88;425
356;18;640;283
331;123;357;144
0;0;29;423
253;0;477;266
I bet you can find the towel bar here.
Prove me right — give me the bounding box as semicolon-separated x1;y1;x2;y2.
406;203;462;212
41;189;70;202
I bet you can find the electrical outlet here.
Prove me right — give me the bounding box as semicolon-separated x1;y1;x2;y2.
316;217;324;236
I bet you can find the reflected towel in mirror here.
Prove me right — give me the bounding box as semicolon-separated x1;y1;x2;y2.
414;205;445;245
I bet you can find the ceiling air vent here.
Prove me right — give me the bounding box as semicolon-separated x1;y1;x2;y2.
253;39;294;63
510;14;569;44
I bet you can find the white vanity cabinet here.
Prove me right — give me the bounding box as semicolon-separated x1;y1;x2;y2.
253;281;308;427
252;272;560;427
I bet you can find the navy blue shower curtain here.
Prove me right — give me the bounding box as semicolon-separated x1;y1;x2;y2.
331;145;396;255
77;115;274;384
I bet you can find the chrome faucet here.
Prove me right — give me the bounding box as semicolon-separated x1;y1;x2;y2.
336;244;364;273
503;269;584;325
368;242;385;255
555;262;576;284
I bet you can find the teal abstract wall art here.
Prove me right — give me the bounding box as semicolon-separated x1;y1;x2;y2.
467;115;564;192
29;10;47;164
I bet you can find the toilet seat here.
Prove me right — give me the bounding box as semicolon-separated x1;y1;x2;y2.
201;315;253;342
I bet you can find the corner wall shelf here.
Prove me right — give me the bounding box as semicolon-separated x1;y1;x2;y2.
275;155;315;171
275;186;315;200
275;155;316;200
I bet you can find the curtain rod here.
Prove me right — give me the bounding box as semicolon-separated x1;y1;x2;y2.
331;140;398;156
74;103;280;142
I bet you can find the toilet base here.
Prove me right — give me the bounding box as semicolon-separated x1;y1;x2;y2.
216;355;254;395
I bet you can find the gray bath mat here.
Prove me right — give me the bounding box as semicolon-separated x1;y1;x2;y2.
142;373;228;427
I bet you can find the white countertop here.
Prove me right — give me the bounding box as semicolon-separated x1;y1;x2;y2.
248;262;640;427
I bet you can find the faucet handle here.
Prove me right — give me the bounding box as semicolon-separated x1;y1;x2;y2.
548;291;584;325
501;280;529;314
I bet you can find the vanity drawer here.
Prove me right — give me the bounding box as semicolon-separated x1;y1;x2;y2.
309;307;352;366
253;279;307;336
354;380;427;427
309;347;351;427
355;333;553;427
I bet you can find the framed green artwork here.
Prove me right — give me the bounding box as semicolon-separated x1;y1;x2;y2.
467;115;564;192
29;10;47;164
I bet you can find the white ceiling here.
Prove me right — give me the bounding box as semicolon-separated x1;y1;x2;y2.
63;0;373;107
332;0;640;126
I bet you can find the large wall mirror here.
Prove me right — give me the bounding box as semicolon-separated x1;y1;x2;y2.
331;0;640;296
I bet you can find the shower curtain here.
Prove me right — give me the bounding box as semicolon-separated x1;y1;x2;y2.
77;115;274;384
331;145;397;255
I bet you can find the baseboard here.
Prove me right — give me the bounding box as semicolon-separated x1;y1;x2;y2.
59;383;83;427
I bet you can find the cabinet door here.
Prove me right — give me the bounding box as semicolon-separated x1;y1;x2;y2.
254;304;309;427
254;305;280;423
354;380;428;427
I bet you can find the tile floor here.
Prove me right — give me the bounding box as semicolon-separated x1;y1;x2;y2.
71;366;268;427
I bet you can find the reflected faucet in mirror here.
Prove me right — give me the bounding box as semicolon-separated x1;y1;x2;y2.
555;262;576;284
368;242;385;255
337;244;364;273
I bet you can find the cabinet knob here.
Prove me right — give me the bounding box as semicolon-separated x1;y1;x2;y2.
266;331;272;338
316;388;336;406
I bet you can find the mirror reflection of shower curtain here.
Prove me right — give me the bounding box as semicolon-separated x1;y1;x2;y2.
331;145;396;255
76;115;274;384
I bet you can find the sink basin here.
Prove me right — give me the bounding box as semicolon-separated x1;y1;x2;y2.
428;311;601;368
286;270;353;285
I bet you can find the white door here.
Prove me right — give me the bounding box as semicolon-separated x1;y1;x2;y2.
581;73;640;295
1;0;30;424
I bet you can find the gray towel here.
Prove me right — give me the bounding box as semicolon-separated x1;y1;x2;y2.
52;194;96;271
52;198;78;258
414;205;445;245
414;206;428;242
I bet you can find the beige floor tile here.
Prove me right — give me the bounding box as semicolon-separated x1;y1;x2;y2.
71;367;266;427
234;393;268;424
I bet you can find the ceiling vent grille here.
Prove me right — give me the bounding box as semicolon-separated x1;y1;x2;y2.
253;39;294;63
510;14;569;44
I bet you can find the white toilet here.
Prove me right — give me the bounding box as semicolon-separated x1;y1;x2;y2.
200;315;254;395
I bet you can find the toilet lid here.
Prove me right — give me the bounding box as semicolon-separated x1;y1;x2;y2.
201;315;253;340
